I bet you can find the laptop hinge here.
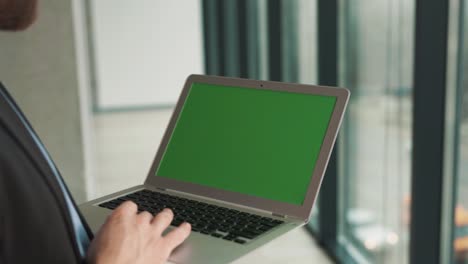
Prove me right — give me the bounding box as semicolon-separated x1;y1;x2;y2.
272;212;287;219
155;187;166;191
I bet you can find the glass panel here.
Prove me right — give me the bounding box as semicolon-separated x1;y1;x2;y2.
338;0;414;263
281;0;298;83
453;2;468;263
297;0;318;85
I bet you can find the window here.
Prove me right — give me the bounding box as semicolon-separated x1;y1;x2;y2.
452;1;468;263
201;0;455;263
338;0;414;262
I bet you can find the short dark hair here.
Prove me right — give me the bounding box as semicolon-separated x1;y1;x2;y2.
0;0;38;31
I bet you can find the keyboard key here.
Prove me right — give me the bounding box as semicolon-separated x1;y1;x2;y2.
234;238;247;244
240;232;257;239
219;227;230;233
200;229;213;235
211;233;223;238
223;235;236;241
272;219;284;225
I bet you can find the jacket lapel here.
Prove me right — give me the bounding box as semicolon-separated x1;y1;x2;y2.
0;84;70;216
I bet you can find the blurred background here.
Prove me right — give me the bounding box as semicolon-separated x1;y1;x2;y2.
0;0;467;263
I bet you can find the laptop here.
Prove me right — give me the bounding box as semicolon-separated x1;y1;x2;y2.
79;74;349;264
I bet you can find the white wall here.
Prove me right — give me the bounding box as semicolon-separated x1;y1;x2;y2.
91;0;204;109
0;0;93;202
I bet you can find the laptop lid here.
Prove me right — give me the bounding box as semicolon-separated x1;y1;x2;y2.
145;75;349;221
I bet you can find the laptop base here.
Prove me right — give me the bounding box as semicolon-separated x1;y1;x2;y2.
80;184;303;264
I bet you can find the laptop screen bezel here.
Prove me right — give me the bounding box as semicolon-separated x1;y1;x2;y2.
145;74;349;221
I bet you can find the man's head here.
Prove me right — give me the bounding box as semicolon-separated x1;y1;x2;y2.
0;0;37;31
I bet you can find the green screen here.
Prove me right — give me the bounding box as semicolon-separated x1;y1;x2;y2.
156;83;336;205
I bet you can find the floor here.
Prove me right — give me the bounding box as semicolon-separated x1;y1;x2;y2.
92;109;333;264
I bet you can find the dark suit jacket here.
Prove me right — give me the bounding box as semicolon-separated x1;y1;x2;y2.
0;83;92;263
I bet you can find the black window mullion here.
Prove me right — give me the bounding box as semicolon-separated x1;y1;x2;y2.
316;0;339;252
267;0;282;81
216;1;226;76
237;0;249;78
410;0;449;263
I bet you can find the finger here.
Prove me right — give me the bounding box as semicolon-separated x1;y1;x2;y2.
162;222;191;251
136;211;153;225
151;208;174;234
109;201;137;220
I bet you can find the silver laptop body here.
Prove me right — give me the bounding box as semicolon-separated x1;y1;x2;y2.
80;75;349;264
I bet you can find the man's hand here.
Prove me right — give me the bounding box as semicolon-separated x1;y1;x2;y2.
86;201;191;264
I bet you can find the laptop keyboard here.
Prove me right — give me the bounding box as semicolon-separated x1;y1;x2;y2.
98;189;284;244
